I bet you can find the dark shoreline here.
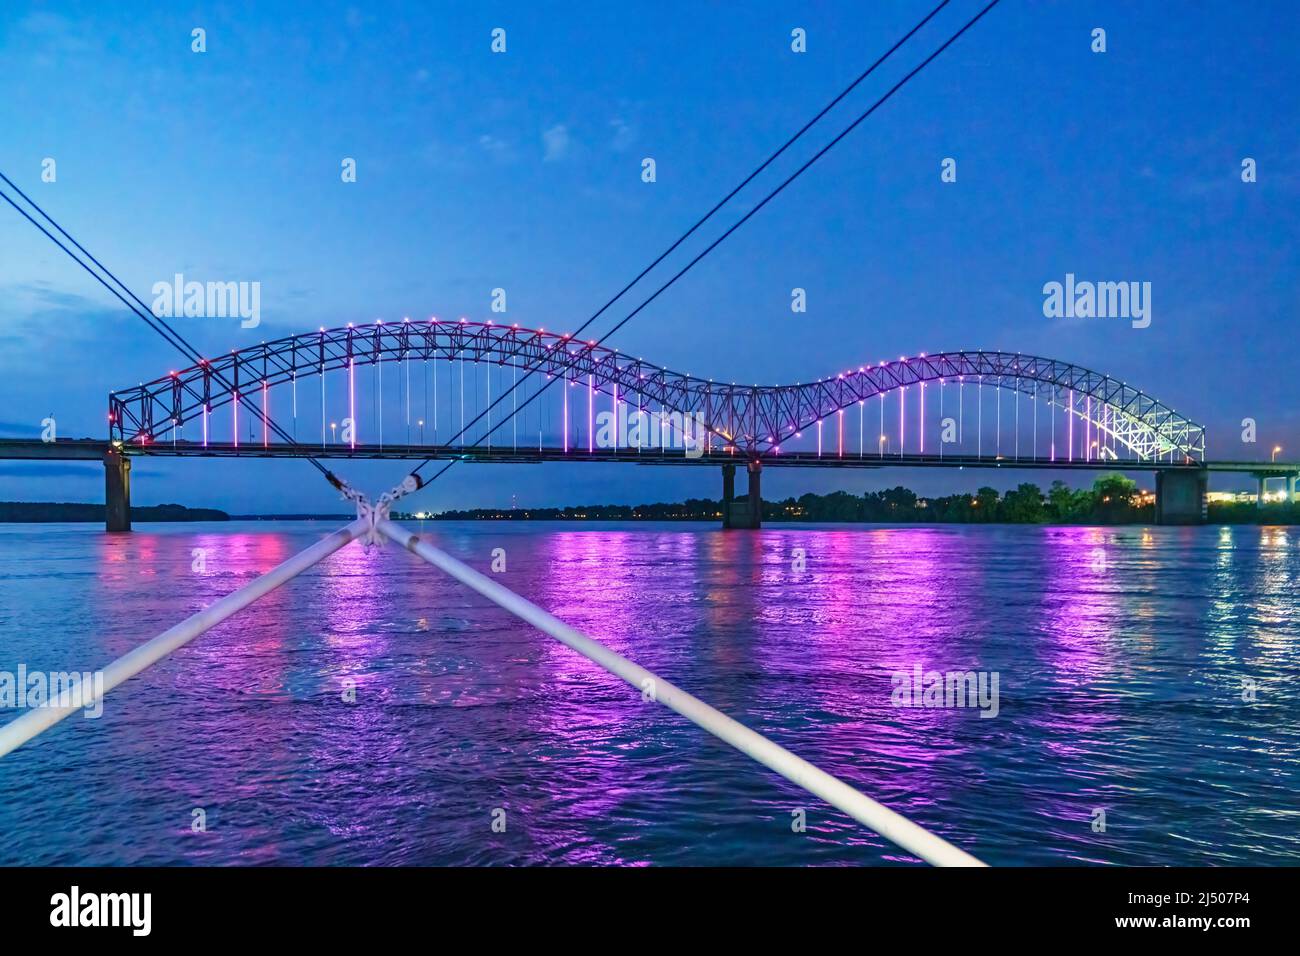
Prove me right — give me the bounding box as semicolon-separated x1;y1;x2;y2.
0;501;229;523
411;508;1297;526
4;482;1295;526
421;478;1299;526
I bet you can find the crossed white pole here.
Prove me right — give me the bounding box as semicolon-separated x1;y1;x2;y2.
0;479;984;867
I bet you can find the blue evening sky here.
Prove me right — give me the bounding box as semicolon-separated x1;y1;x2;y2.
1;1;1296;513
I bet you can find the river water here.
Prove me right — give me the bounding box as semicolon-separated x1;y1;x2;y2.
0;520;1296;866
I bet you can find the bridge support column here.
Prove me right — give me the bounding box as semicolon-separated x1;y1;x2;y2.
1256;474;1267;506
1155;469;1206;525
721;464;735;529
1289;475;1298;504
722;461;762;529
104;447;131;532
747;460;762;529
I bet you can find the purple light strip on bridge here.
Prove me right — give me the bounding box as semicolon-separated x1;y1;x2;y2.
1068;389;1073;463
1086;395;1091;462
899;384;905;458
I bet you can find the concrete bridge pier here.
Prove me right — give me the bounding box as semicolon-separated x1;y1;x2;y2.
1253;471;1299;506
104;447;131;532
721;461;762;529
1154;469;1207;525
721;463;736;529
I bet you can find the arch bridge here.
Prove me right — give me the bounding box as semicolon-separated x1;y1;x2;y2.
103;319;1213;528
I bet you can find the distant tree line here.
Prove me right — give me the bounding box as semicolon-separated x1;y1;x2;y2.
426;473;1298;525
769;474;1154;524
427;499;724;522
0;502;229;523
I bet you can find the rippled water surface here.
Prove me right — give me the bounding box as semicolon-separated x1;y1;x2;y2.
0;520;1297;866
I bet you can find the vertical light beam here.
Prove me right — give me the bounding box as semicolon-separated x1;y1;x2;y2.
1086;395;1091;462
920;381;925;455
1068;389;1074;463
899;385;905;458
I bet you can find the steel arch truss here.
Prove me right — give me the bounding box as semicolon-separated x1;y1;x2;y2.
109;324;1205;463
763;351;1205;462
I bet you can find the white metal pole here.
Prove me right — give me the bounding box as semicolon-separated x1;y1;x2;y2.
0;519;368;759
377;518;984;867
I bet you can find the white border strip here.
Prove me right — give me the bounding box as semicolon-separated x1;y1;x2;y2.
0;518;367;759
377;518;985;867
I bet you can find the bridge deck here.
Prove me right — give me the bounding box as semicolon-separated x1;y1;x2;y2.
3;439;1293;474
0;438;110;460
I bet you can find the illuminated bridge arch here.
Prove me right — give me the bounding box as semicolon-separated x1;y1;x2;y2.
750;351;1205;462
109;321;1205;463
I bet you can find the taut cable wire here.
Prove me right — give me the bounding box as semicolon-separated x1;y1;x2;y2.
0;172;351;490
401;0;1001;494
395;0;954;463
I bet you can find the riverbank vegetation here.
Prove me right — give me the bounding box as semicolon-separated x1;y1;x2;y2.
426;473;1298;525
0;502;229;522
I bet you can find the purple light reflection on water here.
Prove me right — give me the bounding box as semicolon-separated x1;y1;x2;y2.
1038;526;1126;688
0;520;1298;866
742;526;1006;859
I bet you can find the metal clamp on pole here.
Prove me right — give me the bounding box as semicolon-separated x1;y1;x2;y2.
338;474;424;546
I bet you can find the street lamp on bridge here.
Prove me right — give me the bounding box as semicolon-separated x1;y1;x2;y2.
330;422;337;444
1273;445;1283;462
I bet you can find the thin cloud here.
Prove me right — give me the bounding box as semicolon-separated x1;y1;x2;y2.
543;124;572;162
609;117;635;152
